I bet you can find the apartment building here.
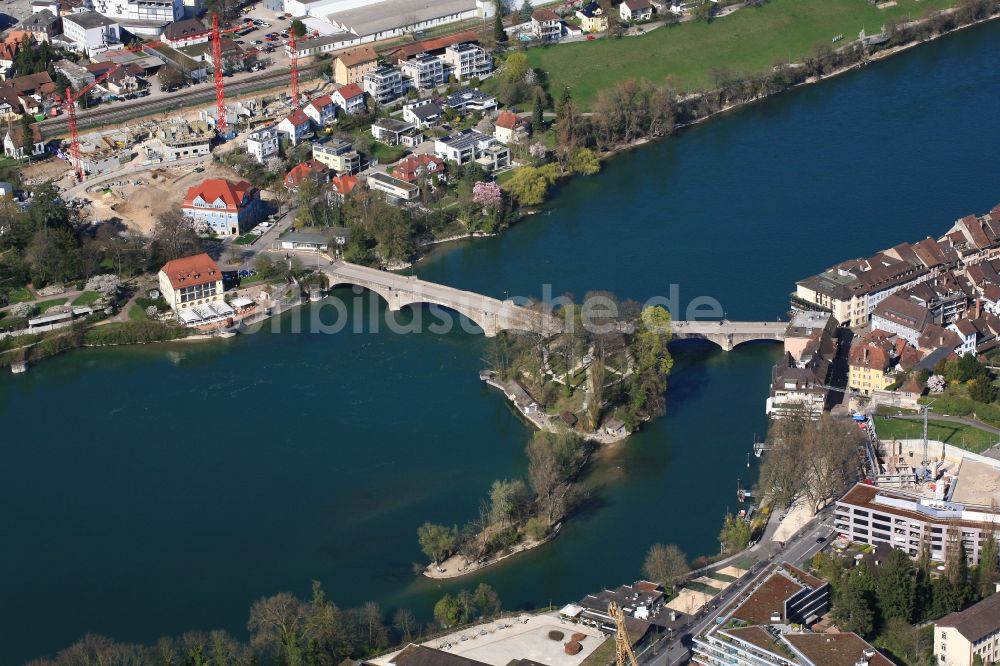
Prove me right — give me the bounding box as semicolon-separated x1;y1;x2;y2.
246;126;279;164
92;0;183;25
530;8;561;41
934;592;1000;666
311;138;361;174
870;294;933;346
181;178;260;237
400;53;444;89
62;11;120;57
362;65;404;104
158;253;224;313
333;46;377;85
442;42;491;80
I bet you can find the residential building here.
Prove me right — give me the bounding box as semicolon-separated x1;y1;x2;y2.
162;17;208;47
312;138;361;173
62;11;120;57
834;480;1000;565
181;178;260;236
362;65;404;104
934;592;1000;666
766;355;827;418
402;100;442;128
246;125;279;163
619;0;653;21
303;94;336;127
18;10;61;43
367;171;418;201
283;159;329;191
434;128;508;169
494;110;529;144
388;30;480;63
0;36;23;80
329;173;358;200
695;628;892;666
400;53;444;89
332;83;365;114
91;0;183;26
576;1;607;32
3;123;45;159
277;108;312;145
105;65;146;95
158;252;224;313
278;227;349;253
531;8;562;41
870;293;933;345
391;154;444;183
848;329;898;396
442;42;491;80
333;46;377;85
370;117;416;145
443;87;497;113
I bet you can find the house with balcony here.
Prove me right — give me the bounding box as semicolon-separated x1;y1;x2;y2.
333;46;377;85
277;108;312;146
371;117;422;147
162;17;208;47
576;2;608;32
158;253;224;314
392;154;445;184
283;159;329;191
434;128;509;170
443;42;491;81
181;178;261;237
332;83;365;114
304;94;336;128
443;87;497;113
362;65;404;105
494;110;530;144
246;125;279;163
619;0;653;22
531;8;562;41
311;138;361;174
400;53;444;90
402;99;442;128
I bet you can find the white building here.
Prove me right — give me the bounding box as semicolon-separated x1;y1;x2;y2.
62;11;120;57
531;8;562;41
280;0;493;42
158;252;224;313
434;129;509;170
303;94;336;127
91;0;183;27
367;171;418;202
400;53;444;90
246;126;279;164
402;100;442;128
363;65;404;105
182;178;261;237
934;593;1000;666
277;108;312;146
443;42;491;81
619;0;653;22
331;83;365;114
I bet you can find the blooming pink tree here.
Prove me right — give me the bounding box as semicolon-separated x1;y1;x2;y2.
472;181;503;210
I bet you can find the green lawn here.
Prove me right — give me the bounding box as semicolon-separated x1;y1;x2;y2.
233;233;259;246
873;416;998;454
5;286;33;304
127;303;149;321
71;291;102;306
35;298;68;313
527;0;957;108
367;142;408;165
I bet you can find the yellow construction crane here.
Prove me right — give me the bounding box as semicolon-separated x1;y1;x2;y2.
608;602;639;666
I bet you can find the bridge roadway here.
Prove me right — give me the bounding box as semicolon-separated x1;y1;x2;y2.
670;319;787;351
322;261;562;337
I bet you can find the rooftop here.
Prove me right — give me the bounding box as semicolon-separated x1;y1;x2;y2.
782;633;894;666
159;253;222;290
327;0;479;40
936;592;1000;643
64;11;118;29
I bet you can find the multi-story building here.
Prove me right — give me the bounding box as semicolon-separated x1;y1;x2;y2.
303;94;336;128
333;46;377;85
870;294;933;345
695;627;892;666
181;178;260;237
530;8;562;41
91;0;183;26
283;159;329;191
442;42;491;81
312;138;361;174
400;53;444;89
402;100;442;128
443;87;497;113
246;126;279;164
156;119;213;160
434;128;508;169
934;592;1000;666
391;154;444;183
619;0;653;21
834;480;1000;565
332;83;365;114
158;252;224;313
62;11;120;57
576;1;607;32
161;17;208;47
362;65;404;104
848;329;898;396
277;108;312;146
18;9;61;42
367;171;419;202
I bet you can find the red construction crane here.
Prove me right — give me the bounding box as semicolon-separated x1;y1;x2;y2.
211;12;227;132
63;63;123;181
288;30;300;108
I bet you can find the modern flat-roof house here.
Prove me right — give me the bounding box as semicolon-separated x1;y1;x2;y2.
434;128;508;170
246;125;279;163
312;138;361;173
443;87;497;113
277;226;349;253
181;178;260;237
371;117;422;146
402;100;442;128
367;171;419;202
443;42;491;80
531;8;562;41
934;592;1000;666
158;252;224;314
362;65;404;104
619;0;653;21
332;82;365;114
62;11;120;57
835;480;1000;565
333;46;377;85
400;53;444;89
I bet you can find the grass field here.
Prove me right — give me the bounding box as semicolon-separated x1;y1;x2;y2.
526;0;957;108
35;298;68;313
71;291;102;306
233;233;259;246
128;303;148;321
873;416;998;454
5;286;34;304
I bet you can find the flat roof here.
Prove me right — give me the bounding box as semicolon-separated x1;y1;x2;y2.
949;457;1000;507
327;0;477;37
367;171;418;191
64;10;118;28
438;128;490;150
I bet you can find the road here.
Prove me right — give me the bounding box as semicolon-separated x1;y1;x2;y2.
641;509;836;666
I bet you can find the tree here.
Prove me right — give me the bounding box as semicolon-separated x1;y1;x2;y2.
488;478;529;528
643;543;688;590
504;165;557;206
149;208;202;267
968;375;997;403
494;0;507;43
417;522;457;563
393;608;416;642
875;548;916;623
290;19;307;37
974;516;998;598
526;431;585;525
472;181;503;211
834;569;875;637
434;594;461;628
473;583;502;618
247;584;338;666
718;512;751;554
532;89;546;130
519;0;534;22
568;148;600;175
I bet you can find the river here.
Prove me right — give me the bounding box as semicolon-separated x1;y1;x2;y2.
2;19;999;664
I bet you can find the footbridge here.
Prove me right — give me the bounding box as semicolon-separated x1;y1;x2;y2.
671;320;787;351
322;261;562;337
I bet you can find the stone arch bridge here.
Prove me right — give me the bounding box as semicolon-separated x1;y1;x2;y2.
670;320;787;351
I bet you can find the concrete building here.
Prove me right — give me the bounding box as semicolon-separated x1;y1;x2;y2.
277;226;349;253
399;53;444;89
442;42;491;81
367;171;418;201
333;46;377;85
362;65;404;104
331;83;365;114
443;87;497;113
158;252;224;313
835;479;1000;565
246;125;279;163
156;119;213;160
531;8;562;41
934;592;1000;666
402;99;442;128
370;117;420;146
311;138;360;173
62;11;120;57
434;128;508;169
313;0;493;44
91;0;183;29
181;178;260;237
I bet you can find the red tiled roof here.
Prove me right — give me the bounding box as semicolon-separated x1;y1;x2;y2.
532;8;560;21
495;110;523;130
159;253;221;290
335;46;376;67
330;174;358;196
309;94;333;110
336;83;363;100
390;31;478;62
391;154;444;182
283;159;328;187
285;108;310;126
182;178;253;212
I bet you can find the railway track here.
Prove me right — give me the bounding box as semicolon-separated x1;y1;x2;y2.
39;62;323;138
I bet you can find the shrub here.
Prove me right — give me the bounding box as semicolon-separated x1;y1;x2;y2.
524;516;548;541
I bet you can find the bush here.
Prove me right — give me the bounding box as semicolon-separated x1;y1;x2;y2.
524;516;548;541
0;316;28;332
83;322;190;346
